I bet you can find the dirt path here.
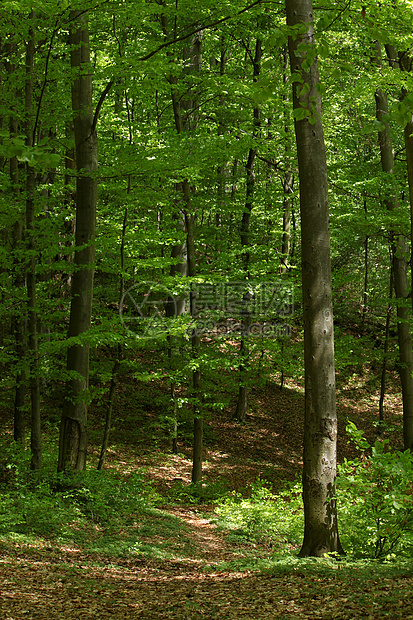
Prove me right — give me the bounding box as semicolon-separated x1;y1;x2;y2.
1;508;412;620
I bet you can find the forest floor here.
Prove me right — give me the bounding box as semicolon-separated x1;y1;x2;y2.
1;366;413;619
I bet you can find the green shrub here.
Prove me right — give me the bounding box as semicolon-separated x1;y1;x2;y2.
337;422;413;558
214;477;303;551
0;436;161;542
59;469;160;526
167;479;229;504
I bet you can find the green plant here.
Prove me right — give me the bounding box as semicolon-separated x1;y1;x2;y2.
0;437;162;543
168;479;228;504
214;477;303;551
337;422;413;558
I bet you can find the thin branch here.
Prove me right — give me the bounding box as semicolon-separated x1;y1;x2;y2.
92;79;115;133
137;0;263;62
318;0;352;32
329;181;381;201
255;153;285;171
33;20;59;143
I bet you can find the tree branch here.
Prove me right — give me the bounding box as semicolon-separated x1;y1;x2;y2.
92;79;115;133
137;0;263;62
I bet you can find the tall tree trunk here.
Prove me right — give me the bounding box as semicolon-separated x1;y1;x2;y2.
398;54;413;447
286;0;343;557
378;263;393;430
5;42;26;444
97;205;127;470
10;143;26;445
184;28;203;480
233;38;262;423
25;13;41;469
361;199;369;331
58;10;97;472
216;41;227;246
281;47;292;274
186;206;203;482
375;43;413;451
162;14;204;481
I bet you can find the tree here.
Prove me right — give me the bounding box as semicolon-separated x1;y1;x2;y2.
374;46;413;451
286;0;343;556
58;9;98;472
233;37;262;423
24;12;41;470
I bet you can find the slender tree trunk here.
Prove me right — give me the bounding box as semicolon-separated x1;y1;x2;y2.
166;213;187;452
361;198;369;331
281;47;292;274
233;38;261;423
186;207;203;483
286;0;343;557
25;15;41;469
97;360;119;470
97;204;127;470
375;45;413;451
378;263;393;430
58;10;97;472
5;42;26;444
216;42;227;246
10;147;26;445
162;14;204;481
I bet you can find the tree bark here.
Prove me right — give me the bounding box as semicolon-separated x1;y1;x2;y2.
234;38;261;423
97;204;127;470
5;41;26;444
58;10;97;472
25;14;41;469
375;44;413;451
281;47;293;274
10;141;26;445
361;199;368;331
378;263;393;430
286;0;343;557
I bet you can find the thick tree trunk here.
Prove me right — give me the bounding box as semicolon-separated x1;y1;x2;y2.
58;10;97;472
286;0;343;557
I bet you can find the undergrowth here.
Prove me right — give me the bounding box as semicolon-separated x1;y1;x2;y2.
0;437;162;551
1;421;413;566
214;477;303;553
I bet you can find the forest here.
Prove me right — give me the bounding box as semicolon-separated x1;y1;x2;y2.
1;0;413;617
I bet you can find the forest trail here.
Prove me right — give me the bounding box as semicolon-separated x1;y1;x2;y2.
0;372;411;619
165;506;233;562
1;528;412;620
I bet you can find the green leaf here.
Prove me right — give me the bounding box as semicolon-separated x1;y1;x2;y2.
292;107;310;121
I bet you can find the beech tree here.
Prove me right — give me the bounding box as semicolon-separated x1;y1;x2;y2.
58;9;98;471
2;1;413;555
286;0;343;556
374;42;413;452
24;12;41;470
